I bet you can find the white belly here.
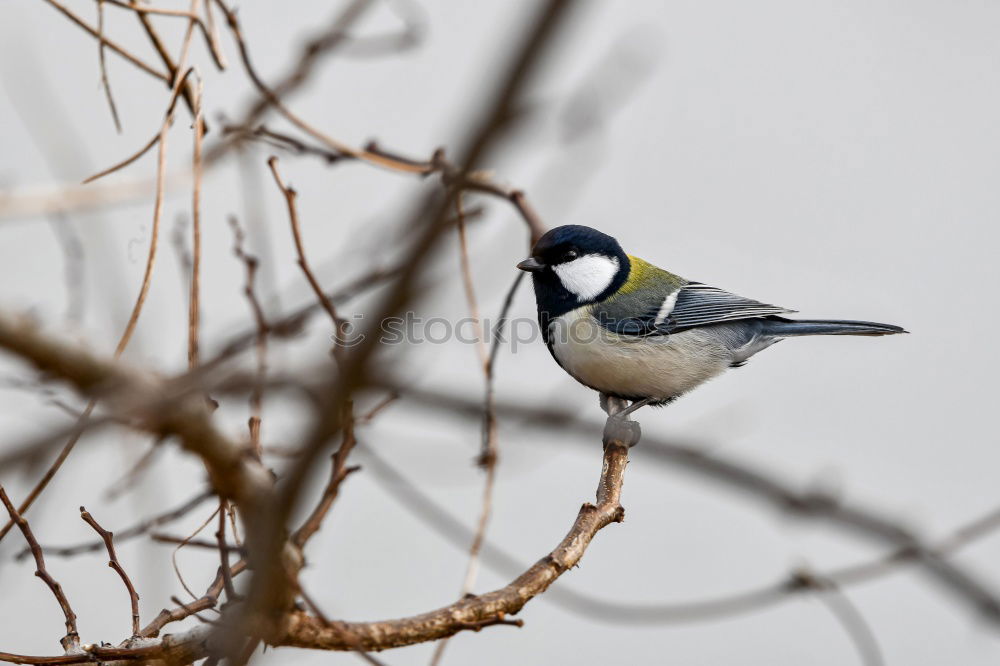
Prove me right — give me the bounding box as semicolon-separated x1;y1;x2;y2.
548;308;733;401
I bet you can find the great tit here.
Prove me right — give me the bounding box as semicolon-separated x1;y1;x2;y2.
517;225;905;413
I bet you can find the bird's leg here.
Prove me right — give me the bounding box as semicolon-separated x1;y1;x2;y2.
600;393;629;417
600;393;642;448
620;397;654;419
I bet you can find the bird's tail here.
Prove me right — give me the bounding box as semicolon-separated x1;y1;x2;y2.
761;318;907;337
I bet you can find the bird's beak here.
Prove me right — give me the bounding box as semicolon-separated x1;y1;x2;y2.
517;257;545;273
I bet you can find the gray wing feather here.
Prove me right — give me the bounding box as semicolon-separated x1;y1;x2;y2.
664;283;795;331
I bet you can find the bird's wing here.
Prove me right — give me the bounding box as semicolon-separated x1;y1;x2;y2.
663;283;795;332
593;276;794;337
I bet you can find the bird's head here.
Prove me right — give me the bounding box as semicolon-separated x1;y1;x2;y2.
517;225;630;316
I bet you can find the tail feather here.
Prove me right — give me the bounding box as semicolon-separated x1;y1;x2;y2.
761;317;907;337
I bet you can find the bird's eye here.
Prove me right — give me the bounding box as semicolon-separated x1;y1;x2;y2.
563;250;578;262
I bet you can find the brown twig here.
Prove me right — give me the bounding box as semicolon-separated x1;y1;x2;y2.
188;78;205;368
141;560;248;638
79;506;141;637
228;216;268;455
81;133;160;185
219;120;547;244
216;500;238;602
171;503;223;602
266;155;348;352
38;0;169;81
356;392;399;424
82;52;198;187
95;0;122;133
211;0;378;163
126;0;202;122
151;533;243;552
112;70;196;357
291;408;361;549
0;487;79;651
98;0;227;69
29;489;213;559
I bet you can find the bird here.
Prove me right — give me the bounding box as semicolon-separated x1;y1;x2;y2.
517;224;905;420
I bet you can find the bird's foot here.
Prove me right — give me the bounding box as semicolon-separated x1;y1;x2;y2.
600;394;643;448
603;415;641;448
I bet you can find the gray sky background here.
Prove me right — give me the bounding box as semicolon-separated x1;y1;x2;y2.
1;1;999;664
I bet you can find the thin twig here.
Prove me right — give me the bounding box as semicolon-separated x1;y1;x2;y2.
151;533;244;553
266;156;347;353
79;506;141;636
29;489;213;559
188;78;205;368
228;216;268;455
216;500;237;602
95;0;123;133
141;560;247;637
82;54;198;186
0;487;79;651
98;0;227;68
212;0;379;163
127;0;202;122
808;573;885;666
291;408;361;549
106;9;199;353
39;0;169;81
172;504;222;603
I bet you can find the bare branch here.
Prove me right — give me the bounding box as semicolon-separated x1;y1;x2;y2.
79;507;141;637
38;0;170;81
0;487;79;651
807;573;885;666
291;412;361;549
95;0;123;133
228;215;269;455
267;156;348;351
188;78;205;368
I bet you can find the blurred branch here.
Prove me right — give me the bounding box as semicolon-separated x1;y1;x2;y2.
393;386;1000;625
0;308;643;658
808;574;884;666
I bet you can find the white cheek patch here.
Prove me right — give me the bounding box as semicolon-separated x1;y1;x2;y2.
552;254;620;302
